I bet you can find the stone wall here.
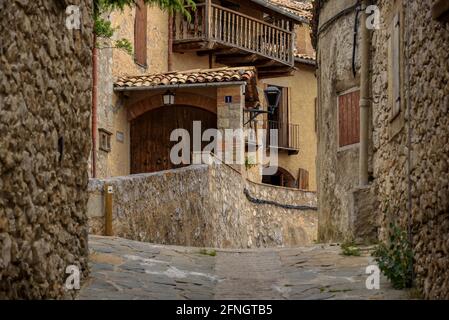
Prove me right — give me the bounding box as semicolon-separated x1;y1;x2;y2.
315;0;365;241
87;163;318;249
372;0;449;300
0;0;93;298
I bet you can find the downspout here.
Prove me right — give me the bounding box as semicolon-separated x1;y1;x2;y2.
168;13;173;71
92;35;98;178
405;0;414;285
359;0;371;186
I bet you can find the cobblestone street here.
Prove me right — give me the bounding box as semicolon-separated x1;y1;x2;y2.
78;236;407;300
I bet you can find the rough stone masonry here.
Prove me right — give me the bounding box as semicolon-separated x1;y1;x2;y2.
0;0;93;299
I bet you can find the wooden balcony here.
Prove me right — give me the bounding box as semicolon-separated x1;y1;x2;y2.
173;1;296;78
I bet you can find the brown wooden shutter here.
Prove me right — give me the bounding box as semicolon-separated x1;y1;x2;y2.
298;168;309;190
280;87;289;148
338;90;360;148
134;0;147;67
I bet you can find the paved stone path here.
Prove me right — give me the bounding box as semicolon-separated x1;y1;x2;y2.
78;236;407;300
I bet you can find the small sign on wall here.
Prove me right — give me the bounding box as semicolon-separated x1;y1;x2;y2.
116;131;124;143
225;96;233;103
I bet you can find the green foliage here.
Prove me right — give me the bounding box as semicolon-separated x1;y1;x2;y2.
115;38;133;55
244;156;257;170
93;0;196;54
372;223;413;289
94;0;196;20
199;249;217;257
94;17;116;38
340;242;361;256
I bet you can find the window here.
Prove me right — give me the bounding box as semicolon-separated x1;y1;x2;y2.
134;0;147;67
390;13;401;118
338;89;360;148
99;129;112;152
266;84;290;149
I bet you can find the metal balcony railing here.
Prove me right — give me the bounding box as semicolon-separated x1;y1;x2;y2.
245;120;300;151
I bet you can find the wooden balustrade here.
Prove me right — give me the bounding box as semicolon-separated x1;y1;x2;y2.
173;2;294;66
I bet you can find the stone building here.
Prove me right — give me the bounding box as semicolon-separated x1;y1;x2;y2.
313;0;449;298
0;0;93;298
92;0;317;191
87;0;320;248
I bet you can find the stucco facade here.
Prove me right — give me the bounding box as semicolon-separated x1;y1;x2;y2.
315;0;363;240
93;2;317;192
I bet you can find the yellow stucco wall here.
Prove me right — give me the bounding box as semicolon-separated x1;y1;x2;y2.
261;63;318;191
99;5;317;187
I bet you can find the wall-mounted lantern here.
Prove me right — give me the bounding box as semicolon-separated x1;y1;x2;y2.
264;86;281;114
163;90;175;105
244;86;282;125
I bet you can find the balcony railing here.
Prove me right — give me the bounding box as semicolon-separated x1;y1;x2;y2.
245;120;300;152
173;2;295;66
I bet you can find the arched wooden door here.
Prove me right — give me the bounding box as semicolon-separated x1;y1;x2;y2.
130;105;216;174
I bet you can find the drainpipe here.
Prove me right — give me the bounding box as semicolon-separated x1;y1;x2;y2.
359;0;371;186
168;13;173;71
92;35;98;178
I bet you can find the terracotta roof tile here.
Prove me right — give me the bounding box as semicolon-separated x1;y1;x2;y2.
294;52;316;64
268;0;313;21
114;67;257;89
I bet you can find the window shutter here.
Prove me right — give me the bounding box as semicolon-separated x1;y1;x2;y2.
298;168;309;190
134;0;147;67
391;13;401;117
280;87;290;148
338;90;360;148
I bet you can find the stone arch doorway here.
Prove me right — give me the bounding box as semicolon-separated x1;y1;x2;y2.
130;105;216;174
262;166;297;188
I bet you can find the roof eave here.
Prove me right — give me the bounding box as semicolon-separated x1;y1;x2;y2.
294;57;316;66
250;0;310;24
114;81;249;92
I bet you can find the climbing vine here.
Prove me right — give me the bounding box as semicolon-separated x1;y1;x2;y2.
93;0;195;54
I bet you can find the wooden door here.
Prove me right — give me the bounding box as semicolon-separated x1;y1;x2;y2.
131;105;216;174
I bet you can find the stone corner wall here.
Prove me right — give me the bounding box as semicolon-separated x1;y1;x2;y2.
0;1;93;299
87;163;318;249
350;185;378;243
372;0;449;300
316;0;363;242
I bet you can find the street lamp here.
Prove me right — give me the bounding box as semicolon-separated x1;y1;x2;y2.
264;86;281;114
244;86;281;125
163;90;175;105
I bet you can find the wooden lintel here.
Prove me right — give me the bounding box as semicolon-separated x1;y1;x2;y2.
258;70;294;79
173;40;209;52
213;47;241;55
215;53;260;65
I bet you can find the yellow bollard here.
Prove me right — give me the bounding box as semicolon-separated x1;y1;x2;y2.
104;184;113;236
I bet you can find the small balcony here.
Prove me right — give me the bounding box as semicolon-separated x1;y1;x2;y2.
172;0;296;78
245;120;300;154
